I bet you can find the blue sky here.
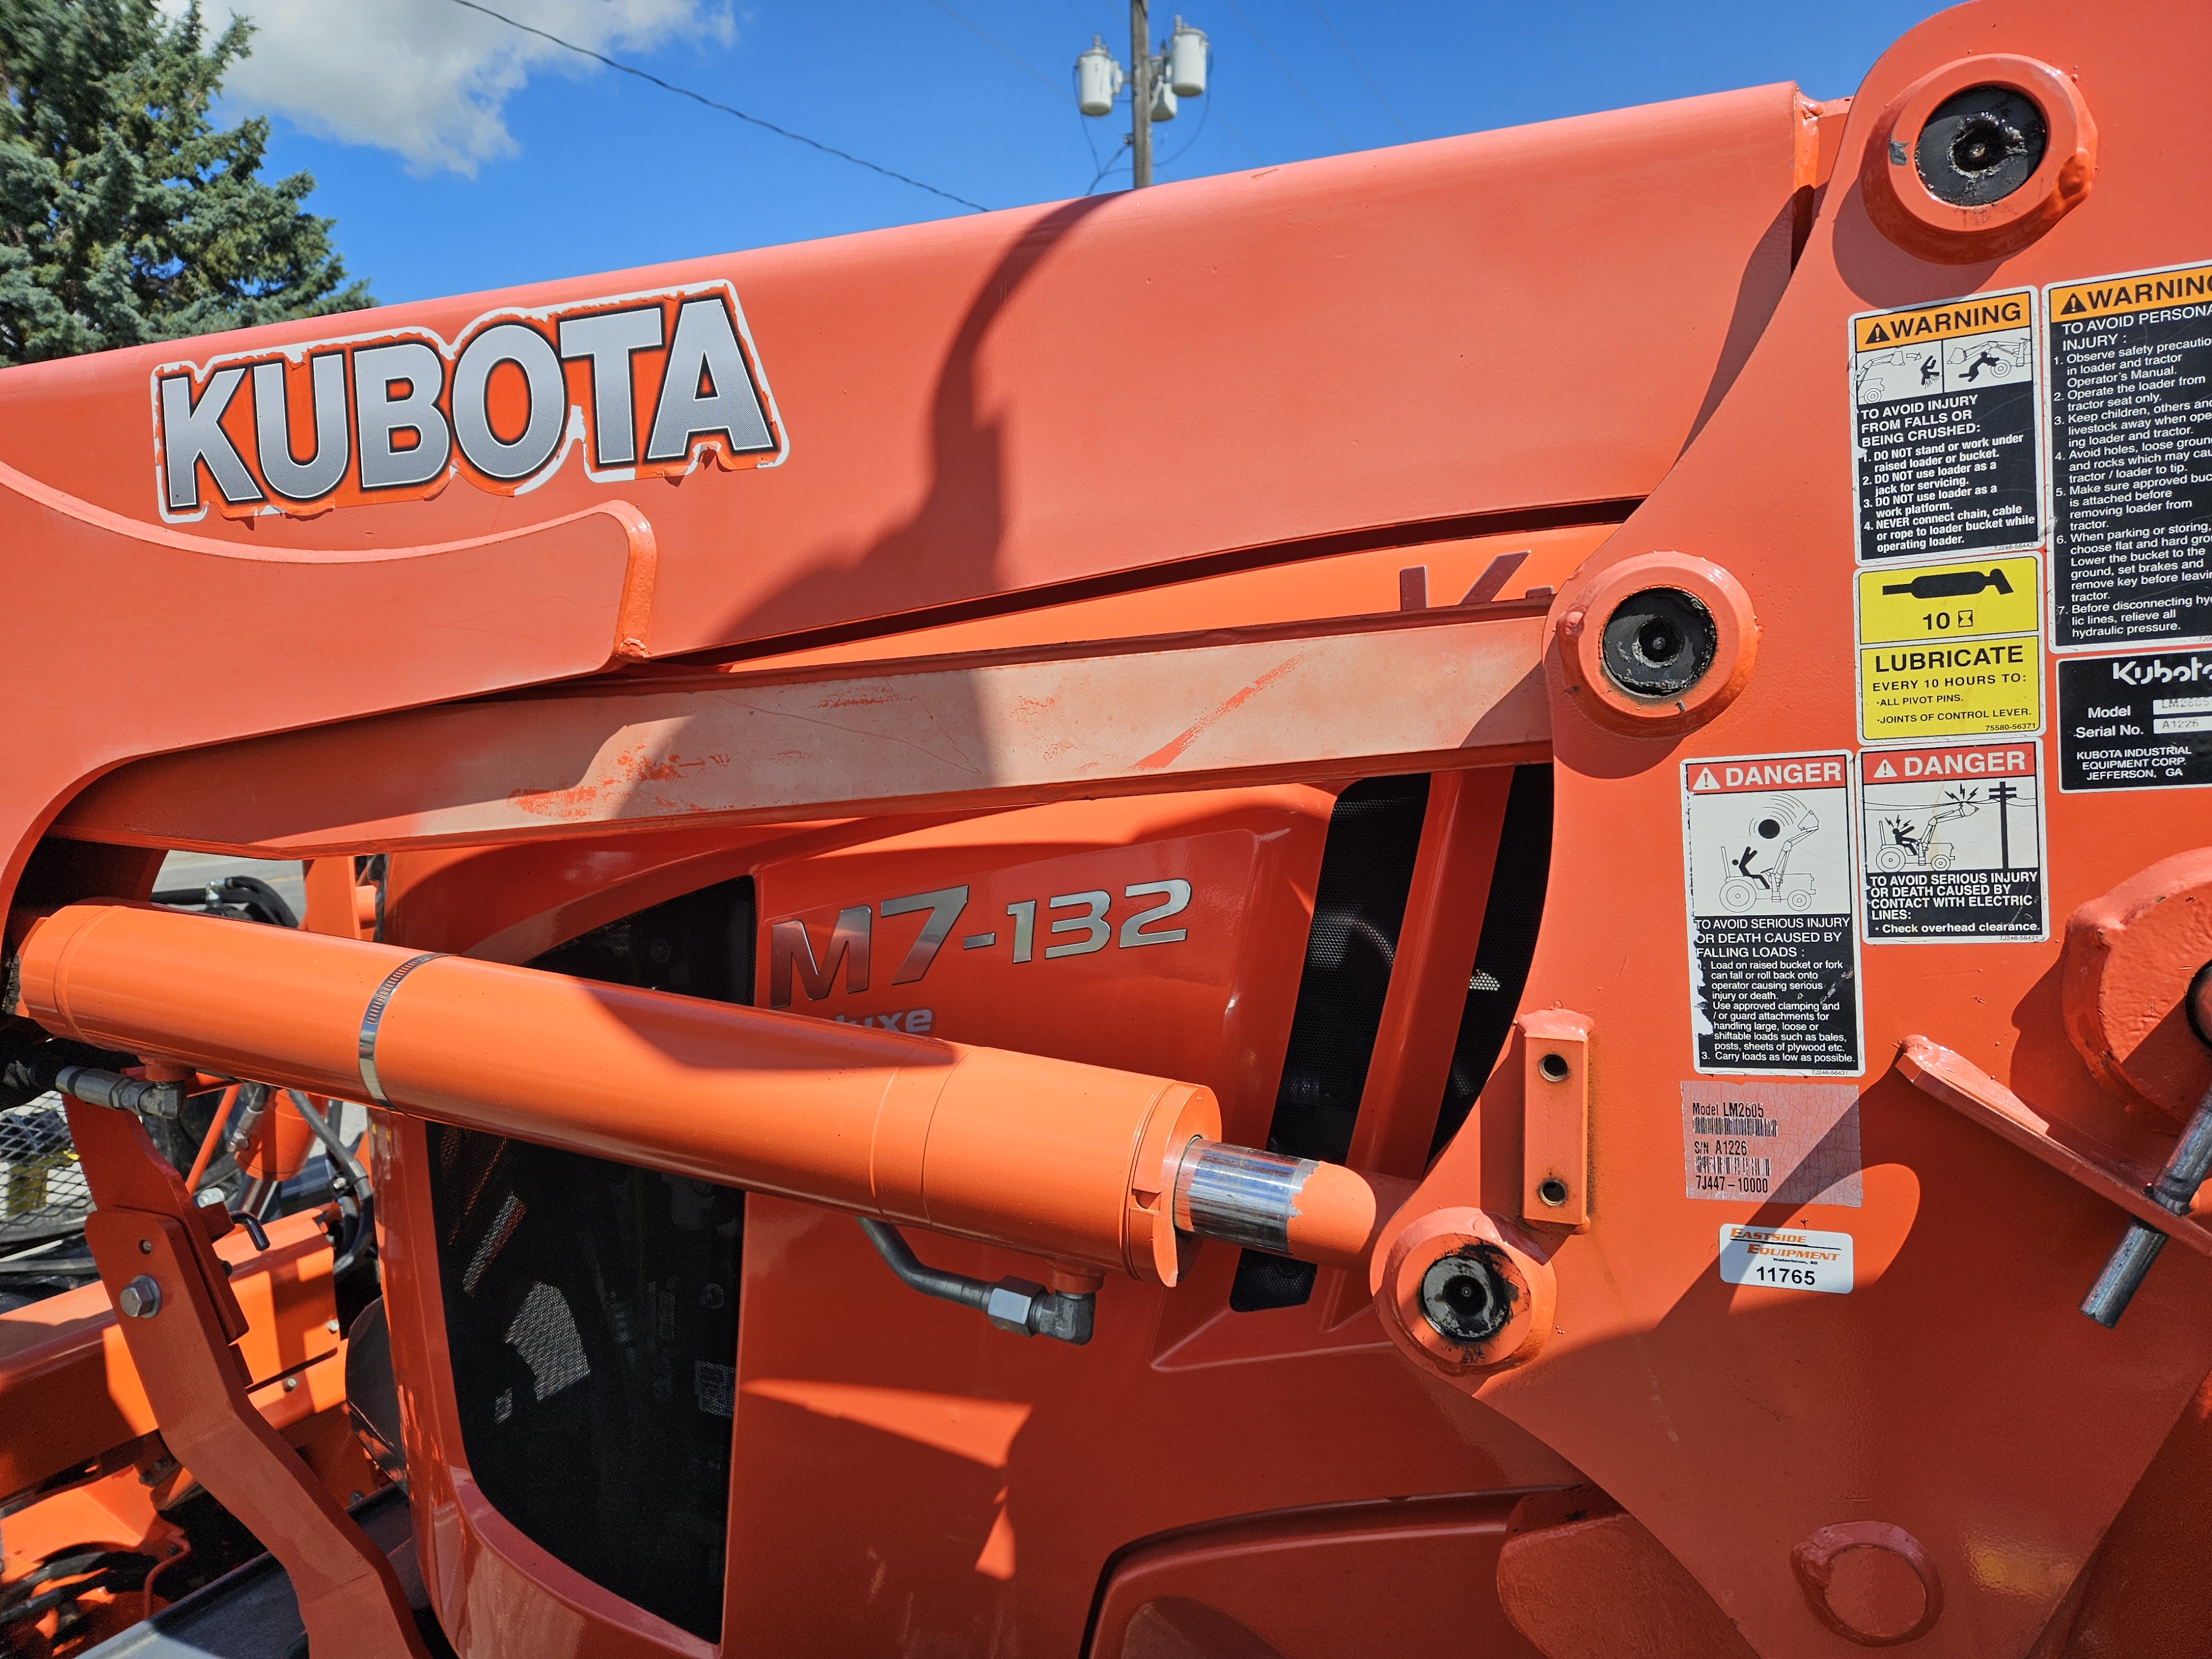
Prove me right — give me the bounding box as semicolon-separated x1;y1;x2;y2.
224;1;1958;307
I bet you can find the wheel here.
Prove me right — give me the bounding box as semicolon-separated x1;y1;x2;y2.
1876;847;1907;872
1719;878;1756;912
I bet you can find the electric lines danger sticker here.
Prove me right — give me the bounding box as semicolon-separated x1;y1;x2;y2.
1859;743;2046;941
1682;755;1862;1077
1852;290;2042;563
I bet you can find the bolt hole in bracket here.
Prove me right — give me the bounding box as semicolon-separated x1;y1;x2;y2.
1859;54;2096;263
1552;553;1758;738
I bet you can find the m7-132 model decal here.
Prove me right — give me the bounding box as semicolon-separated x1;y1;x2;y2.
768;880;1192;1009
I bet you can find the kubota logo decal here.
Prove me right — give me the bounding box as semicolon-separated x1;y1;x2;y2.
150;279;784;521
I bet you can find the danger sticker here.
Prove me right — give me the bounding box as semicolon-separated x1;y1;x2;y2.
1852;289;2042;564
1859;743;2046;941
1682;755;1862;1077
1681;1081;1862;1206
1718;1224;1854;1296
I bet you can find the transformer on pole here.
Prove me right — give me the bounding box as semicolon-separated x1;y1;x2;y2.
1076;9;1207;187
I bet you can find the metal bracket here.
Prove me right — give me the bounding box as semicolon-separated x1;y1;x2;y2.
857;1218;1095;1344
1896;1036;2212;1257
1520;1010;1593;1229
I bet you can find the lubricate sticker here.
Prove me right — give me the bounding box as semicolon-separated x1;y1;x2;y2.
2058;646;2212;791
1854;552;2043;743
1682;755;1863;1077
1718;1224;1854;1296
1851;289;2041;564
1681;1081;1862;1205
2047;262;2212;650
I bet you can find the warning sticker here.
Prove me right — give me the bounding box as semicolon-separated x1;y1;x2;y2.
2047;262;2212;650
1682;755;1862;1077
1858;743;2046;941
1681;1080;1862;1205
1853;290;2041;563
2058;646;2212;792
1719;1225;1854;1295
1855;554;2042;742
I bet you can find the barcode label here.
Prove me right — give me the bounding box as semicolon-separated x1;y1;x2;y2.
1690;1115;1779;1138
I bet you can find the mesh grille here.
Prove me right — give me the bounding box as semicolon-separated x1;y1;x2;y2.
1232;775;1431;1312
428;877;753;1644
0;1094;88;1246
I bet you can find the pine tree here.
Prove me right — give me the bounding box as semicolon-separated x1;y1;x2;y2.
0;0;371;364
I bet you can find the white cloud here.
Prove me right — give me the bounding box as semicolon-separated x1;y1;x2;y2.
166;0;735;175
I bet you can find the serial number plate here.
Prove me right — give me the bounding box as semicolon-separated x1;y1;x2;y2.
1718;1224;1853;1296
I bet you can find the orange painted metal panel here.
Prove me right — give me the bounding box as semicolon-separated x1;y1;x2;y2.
53;605;1550;859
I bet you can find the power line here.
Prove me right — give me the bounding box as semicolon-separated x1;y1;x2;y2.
1307;0;1411;140
445;0;989;214
925;0;1074;104
1217;0;1348;148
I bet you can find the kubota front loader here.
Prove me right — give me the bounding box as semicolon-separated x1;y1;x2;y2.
4;3;2212;1655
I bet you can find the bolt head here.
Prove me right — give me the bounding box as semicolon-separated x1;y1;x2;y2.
118;1276;163;1319
283;1375;299;1392
138;1239;153;1255
327;1319;342;1335
984;1280;1040;1336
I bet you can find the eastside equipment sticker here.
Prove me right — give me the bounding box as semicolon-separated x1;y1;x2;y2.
1681;1081;1863;1206
1682;754;1863;1077
2047;261;2212;650
1719;1225;1854;1296
1854;554;2043;743
1858;743;2046;941
1851;290;2041;564
2058;646;2212;792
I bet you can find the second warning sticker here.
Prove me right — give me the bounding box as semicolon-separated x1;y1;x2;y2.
1859;743;2046;942
1682;754;1862;1077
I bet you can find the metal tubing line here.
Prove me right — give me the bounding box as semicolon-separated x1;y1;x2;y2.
855;1218;1094;1343
858;1218;992;1312
284;1090;364;1192
2083;1076;2212;1327
355;954;442;1106
223;1081;272;1158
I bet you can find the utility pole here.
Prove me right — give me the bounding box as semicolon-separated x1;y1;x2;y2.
1077;14;1207;190
1130;0;1152;189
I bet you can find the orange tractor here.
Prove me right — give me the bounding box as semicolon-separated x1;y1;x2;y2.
4;3;2211;1654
